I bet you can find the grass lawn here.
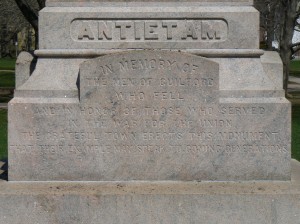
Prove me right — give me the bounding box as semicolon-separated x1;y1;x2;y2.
290;60;300;77
0;58;16;71
0;96;12;104
0;59;15;103
0;109;7;160
0;71;15;87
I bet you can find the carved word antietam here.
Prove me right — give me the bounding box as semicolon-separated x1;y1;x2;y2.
70;19;228;42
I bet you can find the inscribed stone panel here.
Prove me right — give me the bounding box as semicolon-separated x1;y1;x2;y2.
8;51;290;181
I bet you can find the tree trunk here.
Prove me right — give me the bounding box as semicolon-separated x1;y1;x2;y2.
279;0;298;95
14;0;38;31
35;31;39;50
14;0;39;48
14;0;46;50
266;5;275;50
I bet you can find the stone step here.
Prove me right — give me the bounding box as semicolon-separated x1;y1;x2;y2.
0;160;299;224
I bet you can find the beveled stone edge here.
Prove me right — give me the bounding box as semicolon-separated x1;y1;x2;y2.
35;49;264;58
219;90;285;98
12;90;286;99
46;0;253;7
8;97;79;104
219;97;291;104
13;90;79;99
1;159;299;195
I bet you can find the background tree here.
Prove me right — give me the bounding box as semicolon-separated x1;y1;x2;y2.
254;0;300;95
254;0;279;50
14;0;45;48
0;0;29;57
279;0;300;92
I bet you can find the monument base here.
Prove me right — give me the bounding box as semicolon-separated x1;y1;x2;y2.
1;160;299;223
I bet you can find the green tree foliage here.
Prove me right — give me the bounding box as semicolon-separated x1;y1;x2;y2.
0;0;28;57
14;0;45;32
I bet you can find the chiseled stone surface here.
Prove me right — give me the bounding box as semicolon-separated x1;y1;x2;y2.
46;0;254;7
39;6;259;50
0;160;300;224
15;52;36;89
9;51;291;181
261;51;284;90
6;0;295;222
47;0;253;3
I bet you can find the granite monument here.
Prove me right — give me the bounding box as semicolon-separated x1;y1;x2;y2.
8;0;291;181
1;0;299;223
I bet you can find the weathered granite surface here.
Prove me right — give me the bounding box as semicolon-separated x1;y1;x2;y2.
15;52;36;89
9;0;292;184
6;0;295;222
39;6;259;50
9;51;291;181
1;160;300;224
46;0;254;7
261;51;283;89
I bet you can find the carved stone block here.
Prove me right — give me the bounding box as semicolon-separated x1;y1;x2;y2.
9;51;291;181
